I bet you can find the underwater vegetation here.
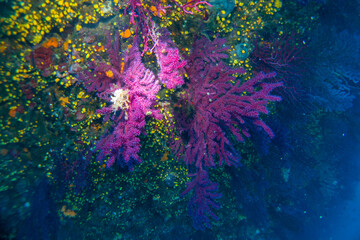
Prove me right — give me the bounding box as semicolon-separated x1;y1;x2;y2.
0;0;360;239
303;27;360;112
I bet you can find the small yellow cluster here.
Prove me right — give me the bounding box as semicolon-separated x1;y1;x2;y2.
67;38;106;62
158;163;189;188
79;7;99;24
55;74;77;89
264;0;280;15
55;37;108;89
0;55;49;145
0;41;100;150
0;0;80;45
211;0;284;73
94;1;114;18
78;1;116;25
157;0;208;29
231;1;266;37
146;109;174;152
215;11;234;34
58;89;102;150
0;0;121;48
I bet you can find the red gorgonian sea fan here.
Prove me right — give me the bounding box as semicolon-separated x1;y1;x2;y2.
173;37;283;169
172;37;282;230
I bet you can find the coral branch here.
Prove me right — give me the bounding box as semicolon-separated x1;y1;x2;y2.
174;37;282;169
154;28;186;88
79;35;161;169
173;37;282;229
181;168;222;230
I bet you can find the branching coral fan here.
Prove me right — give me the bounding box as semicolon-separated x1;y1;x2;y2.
154;28;187;89
173;37;282;229
79;34;162;169
79;28;186;169
79;4;281;228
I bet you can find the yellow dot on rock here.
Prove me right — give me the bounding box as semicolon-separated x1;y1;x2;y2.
274;0;282;8
76;24;82;31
